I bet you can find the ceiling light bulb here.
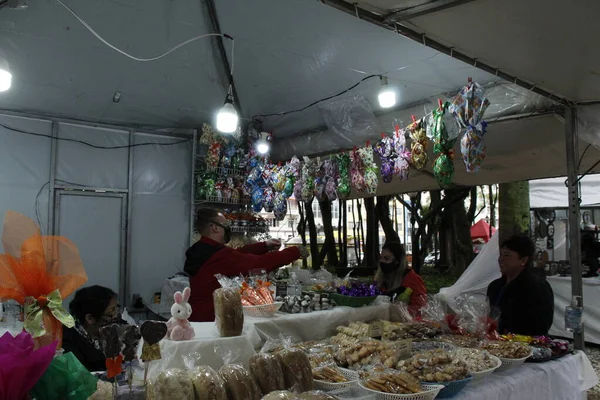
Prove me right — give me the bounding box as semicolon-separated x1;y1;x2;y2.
256;138;270;155
378;76;396;108
0;57;11;92
216;100;238;133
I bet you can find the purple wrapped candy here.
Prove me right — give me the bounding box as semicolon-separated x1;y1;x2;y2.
293;179;303;201
252;186;264;212
337;282;381;297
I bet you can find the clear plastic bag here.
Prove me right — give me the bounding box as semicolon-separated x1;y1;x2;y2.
249;353;286;394
182;352;227;400
261;391;301;400
217;347;261;400
153;369;194;400
277;336;314;392
214;274;244;337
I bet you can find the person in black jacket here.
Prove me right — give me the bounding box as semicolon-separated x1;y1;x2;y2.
62;286;123;372
487;235;554;336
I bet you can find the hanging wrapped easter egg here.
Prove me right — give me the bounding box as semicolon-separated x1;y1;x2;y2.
336;153;351;200
263;187;275;212
273;193;288;221
251;186;264;212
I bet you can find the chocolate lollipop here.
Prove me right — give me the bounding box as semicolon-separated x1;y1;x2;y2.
141;321;168;385
99;324;124;380
120;325;141;362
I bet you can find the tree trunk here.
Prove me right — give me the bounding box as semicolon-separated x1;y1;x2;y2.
364;197;379;268
467;187;478;223
297;201;308;268
305;202;321;269
499;181;531;244
450;194;474;274
489;185;497;228
376;195;400;243
318;200;339;266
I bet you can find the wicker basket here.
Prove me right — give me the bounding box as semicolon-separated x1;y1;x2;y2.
469;356;502;383
358;382;444;400
329;294;378;308
314;368;359;391
496;349;533;372
422;376;472;398
242;302;283;318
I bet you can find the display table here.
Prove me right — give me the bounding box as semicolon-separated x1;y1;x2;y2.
144;303;390;379
547;276;600;344
454;351;597;399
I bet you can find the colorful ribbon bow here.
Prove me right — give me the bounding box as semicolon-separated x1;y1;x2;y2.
24;289;74;338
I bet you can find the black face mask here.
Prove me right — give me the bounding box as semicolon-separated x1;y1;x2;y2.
212;221;231;244
379;262;398;274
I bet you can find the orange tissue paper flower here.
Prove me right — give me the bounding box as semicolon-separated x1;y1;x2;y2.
0;211;87;349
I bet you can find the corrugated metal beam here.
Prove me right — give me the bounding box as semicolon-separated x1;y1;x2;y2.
383;0;478;22
319;0;572;105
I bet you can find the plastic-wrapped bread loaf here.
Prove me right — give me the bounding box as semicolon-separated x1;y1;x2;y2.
298;392;340;400
189;365;227;400
261;391;301;400
214;288;244;337
249;353;286;394
277;348;314;392
154;369;194;400
219;364;262;400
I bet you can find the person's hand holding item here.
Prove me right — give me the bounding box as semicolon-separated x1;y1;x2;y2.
297;246;310;259
266;239;282;251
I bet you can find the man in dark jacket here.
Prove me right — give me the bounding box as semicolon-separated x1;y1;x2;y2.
487;235;554;336
185;208;308;322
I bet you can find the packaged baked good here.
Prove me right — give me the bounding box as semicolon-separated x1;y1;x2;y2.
278;347;314;392
154;369;194;400
298;392;340;400
262;391;301;400
214;274;244;337
396;349;469;382
183;352;228;400
334;339;398;369
454;348;499;372
361;369;422;394
249;352;286;394
219;364;261;400
312;365;348;383
480;341;531;359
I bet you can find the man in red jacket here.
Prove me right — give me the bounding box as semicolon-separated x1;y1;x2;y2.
185;208;308;322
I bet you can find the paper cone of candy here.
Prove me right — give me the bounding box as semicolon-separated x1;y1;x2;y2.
0;211;87;349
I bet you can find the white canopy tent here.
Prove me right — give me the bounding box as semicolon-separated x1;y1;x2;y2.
530;175;600;209
0;0;598;349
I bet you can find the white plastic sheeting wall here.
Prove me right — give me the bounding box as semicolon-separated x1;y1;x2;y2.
130;133;192;302
0;112;192;306
0;114;52;236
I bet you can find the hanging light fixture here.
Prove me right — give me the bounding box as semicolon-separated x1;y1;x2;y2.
0;54;12;92
216;85;238;133
378;76;396;108
256;138;270;155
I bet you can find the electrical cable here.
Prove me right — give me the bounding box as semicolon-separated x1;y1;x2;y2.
0;121;190;149
252;74;382;119
56;0;228;62
55;0;234;63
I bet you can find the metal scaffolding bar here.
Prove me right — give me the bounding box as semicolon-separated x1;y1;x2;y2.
565;106;584;350
383;0;477;22
319;0;569;104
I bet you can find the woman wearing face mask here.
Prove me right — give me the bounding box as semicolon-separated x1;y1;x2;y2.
375;241;427;312
62;285;124;372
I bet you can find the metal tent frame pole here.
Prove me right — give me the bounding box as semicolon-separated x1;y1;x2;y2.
565;106;584;350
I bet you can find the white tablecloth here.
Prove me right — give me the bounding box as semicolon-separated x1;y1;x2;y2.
454;351;597;400
143;304;391;379
548;276;600;344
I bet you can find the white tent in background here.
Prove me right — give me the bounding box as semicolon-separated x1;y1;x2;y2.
530;175;600;209
437;232;501;312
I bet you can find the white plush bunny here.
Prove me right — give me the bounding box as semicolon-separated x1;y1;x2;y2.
166;287;195;341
